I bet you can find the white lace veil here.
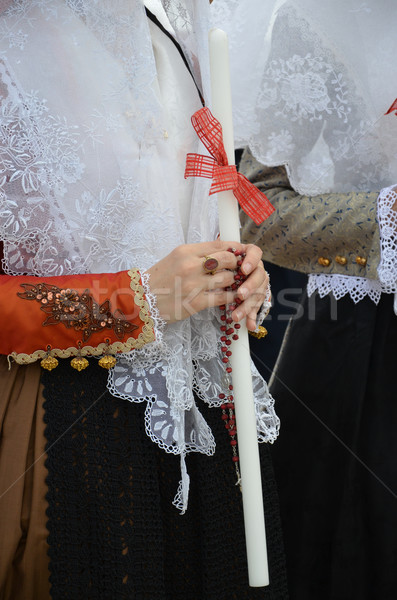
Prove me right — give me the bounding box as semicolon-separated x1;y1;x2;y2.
212;0;397;195
0;0;279;512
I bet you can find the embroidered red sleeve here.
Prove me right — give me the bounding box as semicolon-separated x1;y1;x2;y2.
0;269;155;364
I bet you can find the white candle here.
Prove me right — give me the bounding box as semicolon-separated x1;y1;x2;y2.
209;28;269;588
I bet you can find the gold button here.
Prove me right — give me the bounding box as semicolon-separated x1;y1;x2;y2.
318;257;331;267
335;255;347;266
355;256;367;267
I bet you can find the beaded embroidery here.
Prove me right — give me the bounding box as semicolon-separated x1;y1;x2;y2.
17;283;137;342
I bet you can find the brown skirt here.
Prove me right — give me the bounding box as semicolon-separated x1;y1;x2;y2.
0;356;51;600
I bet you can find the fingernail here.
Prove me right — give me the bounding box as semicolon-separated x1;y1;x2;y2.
239;287;248;299
242;262;252;275
234;310;242;320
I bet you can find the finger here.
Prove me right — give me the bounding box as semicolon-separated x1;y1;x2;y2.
189;288;237;313
246;313;259;332
199;249;239;274
237;263;268;302
239;243;263;276
231;263;269;322
232;284;267;323
190;239;245;257
203;269;236;290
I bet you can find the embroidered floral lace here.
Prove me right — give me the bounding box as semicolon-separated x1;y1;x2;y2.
212;0;397;196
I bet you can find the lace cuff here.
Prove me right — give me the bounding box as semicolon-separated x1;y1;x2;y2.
377;185;397;292
307;273;383;304
140;269;167;344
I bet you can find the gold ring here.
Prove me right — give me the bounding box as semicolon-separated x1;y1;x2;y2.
203;256;219;275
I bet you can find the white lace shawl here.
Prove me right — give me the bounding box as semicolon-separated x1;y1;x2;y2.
0;0;279;512
212;0;397;310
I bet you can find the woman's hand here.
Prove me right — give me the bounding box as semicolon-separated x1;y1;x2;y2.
147;240;269;330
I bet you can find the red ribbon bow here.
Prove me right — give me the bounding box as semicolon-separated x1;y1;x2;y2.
184;107;274;225
385;98;397;116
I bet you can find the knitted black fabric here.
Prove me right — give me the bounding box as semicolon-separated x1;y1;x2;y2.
42;359;288;599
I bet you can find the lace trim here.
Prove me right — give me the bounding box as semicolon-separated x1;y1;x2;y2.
377;185;397;292
127;268;157;345
9;269;155;364
307;273;383;304
139;268;167;346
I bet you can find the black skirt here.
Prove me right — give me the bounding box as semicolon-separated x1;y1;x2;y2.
269;291;397;600
42;360;288;599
